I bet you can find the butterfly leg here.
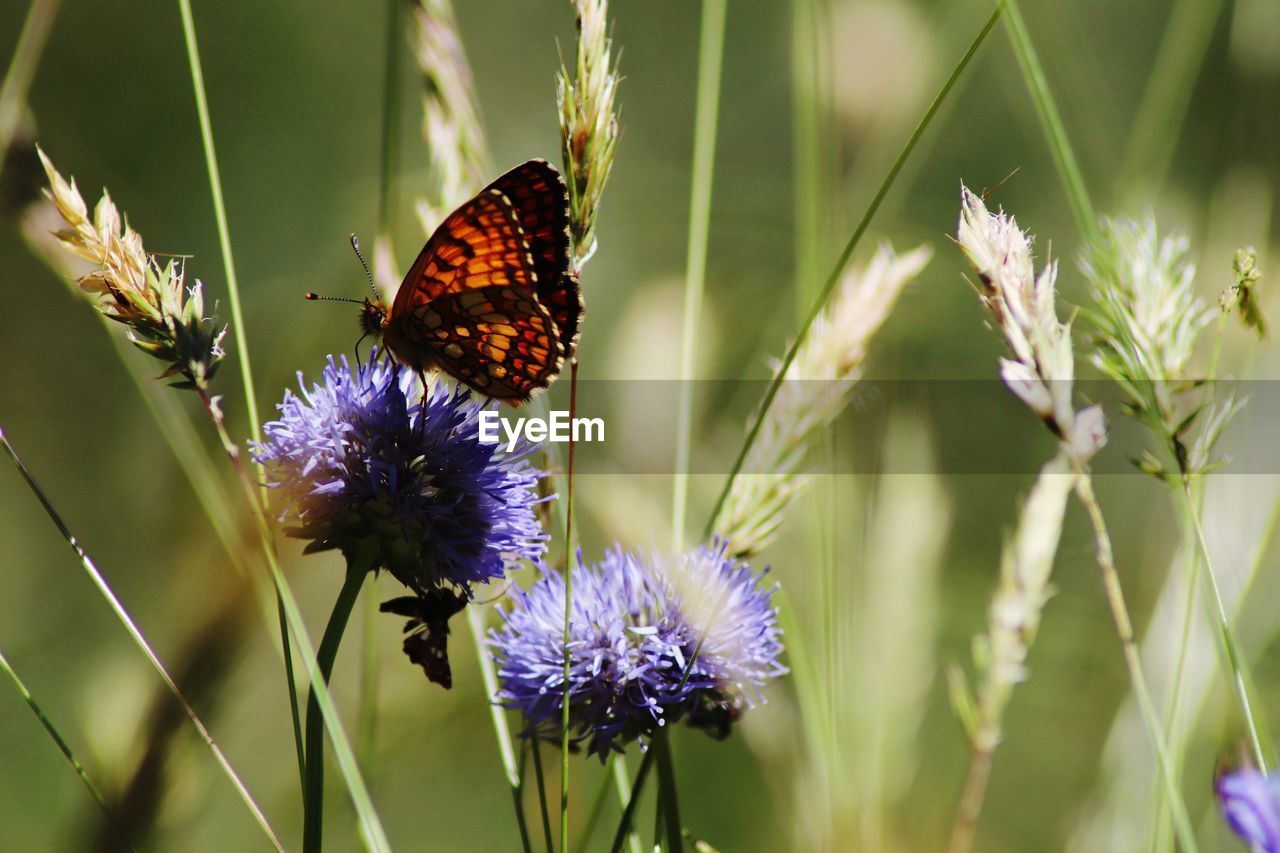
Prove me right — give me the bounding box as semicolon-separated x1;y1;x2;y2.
415;369;430;434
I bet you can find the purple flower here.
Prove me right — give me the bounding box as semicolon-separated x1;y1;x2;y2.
489;541;785;758
1218;768;1280;852
252;349;547;592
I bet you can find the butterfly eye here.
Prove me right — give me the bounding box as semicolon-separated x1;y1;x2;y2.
359;301;386;338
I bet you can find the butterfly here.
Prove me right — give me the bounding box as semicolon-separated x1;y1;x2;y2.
315;160;582;405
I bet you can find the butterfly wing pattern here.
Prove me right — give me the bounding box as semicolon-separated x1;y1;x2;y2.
381;159;583;404
489;161;583;358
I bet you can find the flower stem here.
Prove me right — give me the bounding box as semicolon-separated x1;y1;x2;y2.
194;387;389;850
561;358;580;850
609;748;656;853
532;736;557;853
671;0;727;553
1070;463;1199;853
652;730;683;853
1180;478;1269;770
513;745;534;853
303;562;369;853
0;426;284;851
702;0;1003;540
611;754;643;853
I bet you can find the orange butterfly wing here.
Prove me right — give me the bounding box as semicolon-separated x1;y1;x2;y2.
399;285;561;402
488;160;583;358
384;160;579;402
391;187;540;315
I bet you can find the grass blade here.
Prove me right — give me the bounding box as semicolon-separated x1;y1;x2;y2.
176;4;390;846
703;0;1004;539
1002;0;1095;240
0;647;135;851
0;0;60;169
0;426;283;851
671;0;727;552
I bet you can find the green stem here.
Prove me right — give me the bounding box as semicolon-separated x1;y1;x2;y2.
702;0;1004;540
671;0;727;553
532;736;557;853
0;426;284;851
303;563;370;853
1118;0;1225;200
194;386;389;850
611;751;643;853
573;754;617;853
609;748;656;853
513;744;534;853
1180;479;1268;770
1147;503;1200;853
561;359;580;849
0;0;60;173
378;0;402;234
1002;0;1096;241
1070;464;1198;853
0;647;136;851
653;731;683;853
174;0;307;795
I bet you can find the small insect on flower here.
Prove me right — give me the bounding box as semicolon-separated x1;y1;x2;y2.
251;349;549;593
1217;766;1280;852
308;161;583;404
489;542;785;759
380;589;469;689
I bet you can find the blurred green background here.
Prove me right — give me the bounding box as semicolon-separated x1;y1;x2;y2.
1;0;1279;850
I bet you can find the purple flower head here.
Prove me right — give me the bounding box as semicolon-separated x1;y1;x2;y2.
1218;767;1280;853
489;541;785;759
252;349;547;592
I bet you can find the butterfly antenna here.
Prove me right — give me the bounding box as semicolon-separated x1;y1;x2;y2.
350;234;378;301
303;292;364;304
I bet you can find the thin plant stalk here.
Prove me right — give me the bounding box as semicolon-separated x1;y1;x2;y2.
0;0;60;168
574;754;618;853
561;362;580;849
531;736;557;853
949;747;993;853
192;386;391;851
653;730;683;853
514;745;534;853
703;0;1004;539
303;563;370;853
357;0;405;794
791;0;825;315
174;0;307;791
176;6;392;846
611;753;642;853
671;0;727;553
1181;480;1268;769
0;427;284;852
0;647;135;851
1013;0;1267;802
1002;0;1095;242
1071;464;1198;852
468;605;521;789
1118;0;1225;199
1148;503;1200;853
1002;8;1209;845
609;749;656;853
